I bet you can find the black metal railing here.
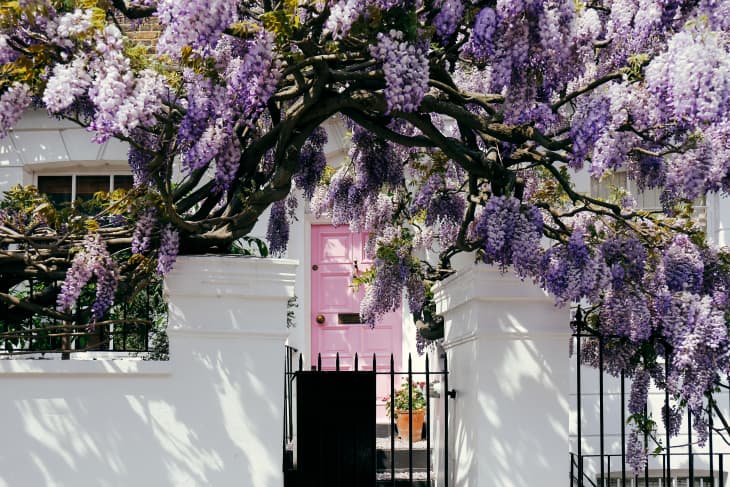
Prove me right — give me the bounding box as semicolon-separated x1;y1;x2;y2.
283;344;298;474
572;452;726;487
284;350;453;486
0;277;166;357
571;313;730;487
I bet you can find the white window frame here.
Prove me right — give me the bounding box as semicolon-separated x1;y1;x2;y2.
590;170;707;228
33;169;133;202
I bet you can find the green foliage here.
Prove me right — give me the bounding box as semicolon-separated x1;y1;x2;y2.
385;379;427;417
0;185;56;230
230;236;269;257
0;274;169;358
625;53;651;82
261;0;300;45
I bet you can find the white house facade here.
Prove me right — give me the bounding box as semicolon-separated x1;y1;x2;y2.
1;111;730;487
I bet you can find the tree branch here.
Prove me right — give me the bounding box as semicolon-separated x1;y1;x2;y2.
110;0;156;19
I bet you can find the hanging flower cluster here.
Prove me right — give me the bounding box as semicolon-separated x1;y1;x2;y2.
57;234;119;322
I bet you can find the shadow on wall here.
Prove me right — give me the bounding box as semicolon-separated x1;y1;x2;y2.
448;307;570;487
0;342;282;487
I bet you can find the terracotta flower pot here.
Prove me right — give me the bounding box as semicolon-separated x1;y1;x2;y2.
395;408;425;441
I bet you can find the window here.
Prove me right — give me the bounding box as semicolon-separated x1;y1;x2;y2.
600;476;715;487
36;174;133;206
590;170;706;227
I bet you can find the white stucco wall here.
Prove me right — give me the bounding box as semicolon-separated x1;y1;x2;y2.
0;256;296;487
0;110;134;196
433;264;571;487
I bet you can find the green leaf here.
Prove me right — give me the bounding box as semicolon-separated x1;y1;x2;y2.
84;219;100;232
256;238;269;258
229;21;261;38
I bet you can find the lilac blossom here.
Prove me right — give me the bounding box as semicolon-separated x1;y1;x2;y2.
474;196;544;278
369;30;429;113
156;0;238;58
43;55;91;113
629;369;651;415
156;224;179;276
662;234;704;294
266;200;290;257
433;0;464;42
132;208;156;255
294;127;328;199
0;83;32;139
324;0;363;40
57;234;119;321
627;428;647;474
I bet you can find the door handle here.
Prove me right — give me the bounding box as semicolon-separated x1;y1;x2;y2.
316;314;326;324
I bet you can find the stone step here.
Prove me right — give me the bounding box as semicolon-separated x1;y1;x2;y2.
376;471;434;486
376;421;428;439
376;437;431;472
376;421;395;438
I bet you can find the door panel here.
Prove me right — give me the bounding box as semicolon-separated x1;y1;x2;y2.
311;225;402;416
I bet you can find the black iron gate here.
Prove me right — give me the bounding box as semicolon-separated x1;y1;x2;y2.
295;370;376;486
284;349;452;487
571;312;730;487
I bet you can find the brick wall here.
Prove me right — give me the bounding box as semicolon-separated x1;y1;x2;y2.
117;17;161;49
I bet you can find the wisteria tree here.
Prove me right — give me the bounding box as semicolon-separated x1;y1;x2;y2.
2;0;730;469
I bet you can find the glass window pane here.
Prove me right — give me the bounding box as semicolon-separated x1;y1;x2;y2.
591;171;628;201
76;175;111;201
37;176;72;206
113;175;133;191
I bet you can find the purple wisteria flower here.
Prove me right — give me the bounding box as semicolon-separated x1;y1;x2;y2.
57;234;119;322
369;30;429;114
474;196;544;278
132;208;157;255
156;224;179;276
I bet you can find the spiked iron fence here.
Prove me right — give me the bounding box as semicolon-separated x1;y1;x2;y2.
284;349;454;487
571;312;730;487
0;276;165;357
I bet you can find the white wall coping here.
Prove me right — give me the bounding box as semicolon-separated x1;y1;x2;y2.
0;359;172;376
167;328;289;341
164;255;298;299
432;263;554;313
442;329;570;349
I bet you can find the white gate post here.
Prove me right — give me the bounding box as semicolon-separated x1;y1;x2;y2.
164;255;297;487
433;264;570;487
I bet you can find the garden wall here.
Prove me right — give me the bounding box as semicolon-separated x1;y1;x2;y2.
0;256;296;487
433;264;571;487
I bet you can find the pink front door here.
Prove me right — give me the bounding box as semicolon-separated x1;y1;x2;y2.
311;225;402;375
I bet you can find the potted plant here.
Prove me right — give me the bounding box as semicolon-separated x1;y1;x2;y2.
385;380;427;441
